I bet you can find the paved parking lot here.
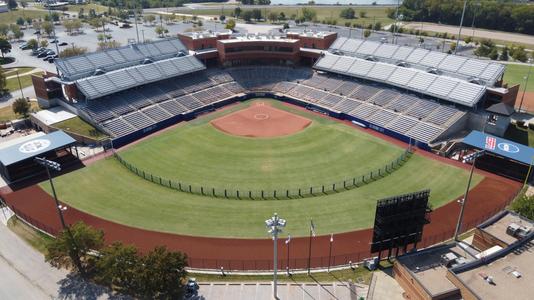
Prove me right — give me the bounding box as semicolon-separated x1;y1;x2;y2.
194;282;367;300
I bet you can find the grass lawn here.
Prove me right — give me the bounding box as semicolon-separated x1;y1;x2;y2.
2;67;35;77
7;216;53;255
0;9;48;25
504;123;534;147
504;64;534;92
42;100;483;238
66;3;108;13
5;71;43;93
182;6;393;26
0;101;40;122
53;116;107;140
121;100;404;191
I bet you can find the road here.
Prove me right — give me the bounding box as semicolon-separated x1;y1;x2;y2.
0;218;117;299
404;22;534;47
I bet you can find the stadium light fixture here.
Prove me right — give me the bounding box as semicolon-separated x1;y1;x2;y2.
265;213;286;299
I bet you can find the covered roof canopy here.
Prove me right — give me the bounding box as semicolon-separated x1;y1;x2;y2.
462;130;534;165
329;37;505;86
0;131;76;167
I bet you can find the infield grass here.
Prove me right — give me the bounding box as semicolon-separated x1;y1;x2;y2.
42;100;483;238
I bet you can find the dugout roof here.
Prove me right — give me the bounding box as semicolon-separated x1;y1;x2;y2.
462;130;534;165
0;131;76;167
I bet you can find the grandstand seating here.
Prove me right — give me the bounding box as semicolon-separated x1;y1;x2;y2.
77;66;466;145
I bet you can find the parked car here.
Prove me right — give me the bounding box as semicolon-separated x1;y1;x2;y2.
58;42;68;46
33;30;40;35
50;39;58;44
37;49;54;58
45;54;58;62
31;47;46;55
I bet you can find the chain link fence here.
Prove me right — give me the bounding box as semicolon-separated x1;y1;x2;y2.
114;148;413;200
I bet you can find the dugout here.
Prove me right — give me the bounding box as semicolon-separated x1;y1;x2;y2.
461;130;534;182
0;131;78;183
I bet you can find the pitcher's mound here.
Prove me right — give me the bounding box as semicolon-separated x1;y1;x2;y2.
211;103;312;138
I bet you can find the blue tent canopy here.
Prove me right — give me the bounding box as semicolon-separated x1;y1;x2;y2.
462;131;534;165
0;131;76;167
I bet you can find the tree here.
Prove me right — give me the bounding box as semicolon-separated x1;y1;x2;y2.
278;12;286;21
197;20;203;27
511;194;534;220
251;9;262;21
373;21;382;31
155;25;168;38
94;242;140;295
40;39;49;48
12;98;31;117
225;19;236;31
16;17;25;27
268;12;277;23
7;0;17;10
0;38;11;58
0;24;9;36
474;39;496;57
359;10;367;18
42;21;54;37
499;46;509;61
511;46;528;62
26;38;38;50
234;7;242;19
10;25;24;40
489;48;499;60
340;8;356;19
219;15;226;22
301;8;316;22
133;246;188;299
363;29;371;39
78;8;85;19
144;14;156;25
25;17;33;26
45;221;104;275
242;10;253;22
51;12;60;22
60;45;87;57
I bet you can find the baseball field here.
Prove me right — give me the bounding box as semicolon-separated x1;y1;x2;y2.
40;99;484;238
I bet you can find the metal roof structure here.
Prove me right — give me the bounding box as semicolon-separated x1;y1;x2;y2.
462;130;534;165
314;53;486;108
329;37;505;86
0;131;76;167
76;55;206;100
55;39;188;81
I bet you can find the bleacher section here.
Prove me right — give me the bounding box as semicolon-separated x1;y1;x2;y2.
76;55;205;100
55;39;189;81
78;66;466;145
329;37;505;86
314;53;486;108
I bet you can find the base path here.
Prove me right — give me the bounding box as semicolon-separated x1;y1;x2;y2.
1;173;520;271
210;102;312;138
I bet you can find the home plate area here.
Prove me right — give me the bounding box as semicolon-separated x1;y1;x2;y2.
210;103;312;138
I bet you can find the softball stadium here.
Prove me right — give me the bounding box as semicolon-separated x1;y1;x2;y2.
0;31;525;271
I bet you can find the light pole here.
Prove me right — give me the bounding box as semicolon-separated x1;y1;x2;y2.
454;149;485;241
518;58;533;113
455;0;468;55
34;157;84;275
265;213;286;300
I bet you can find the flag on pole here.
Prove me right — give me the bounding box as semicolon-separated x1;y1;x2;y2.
285;235;291;244
330;233;334;243
310;220;316;237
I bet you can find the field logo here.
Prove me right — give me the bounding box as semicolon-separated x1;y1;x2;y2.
19;139;51;153
497;142;520;154
484;136;496;150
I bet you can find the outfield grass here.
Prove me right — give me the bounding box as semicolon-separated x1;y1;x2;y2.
121;100;404;191
42;100;483;238
183;6;393;26
53;116;107;140
504;64;534;92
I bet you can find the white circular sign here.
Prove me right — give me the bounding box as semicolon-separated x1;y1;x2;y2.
497;142;519;154
19;139;51;154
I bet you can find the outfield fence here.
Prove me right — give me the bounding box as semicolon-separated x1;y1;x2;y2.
114;148;413;200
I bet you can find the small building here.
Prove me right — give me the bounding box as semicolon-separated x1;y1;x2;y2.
485;102;515;137
0;131;78;183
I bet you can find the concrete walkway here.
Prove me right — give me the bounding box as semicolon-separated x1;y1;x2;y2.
366;270;404;300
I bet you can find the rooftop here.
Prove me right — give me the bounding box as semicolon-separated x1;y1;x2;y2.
479;210;534;246
452;238;534;300
32;106;77;126
397;243;475;297
218;36;299;44
286;30;337;38
180;30;232;39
